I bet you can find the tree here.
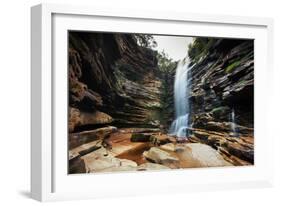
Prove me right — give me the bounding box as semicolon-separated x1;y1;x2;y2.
188;37;215;63
157;50;177;73
134;34;157;49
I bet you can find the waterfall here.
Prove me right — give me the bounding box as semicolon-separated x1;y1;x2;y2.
230;108;238;137
169;59;192;138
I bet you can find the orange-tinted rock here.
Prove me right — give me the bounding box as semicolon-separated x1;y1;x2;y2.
143;147;179;164
188;128;253;166
68;107;113;132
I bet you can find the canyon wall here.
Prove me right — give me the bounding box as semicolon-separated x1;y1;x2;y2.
188;39;254;130
185;38;254;165
69;32;162;132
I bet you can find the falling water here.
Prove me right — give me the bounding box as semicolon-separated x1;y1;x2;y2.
230;108;238;137
169;59;192;138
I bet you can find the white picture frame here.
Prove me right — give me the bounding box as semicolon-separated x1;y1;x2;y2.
31;3;274;202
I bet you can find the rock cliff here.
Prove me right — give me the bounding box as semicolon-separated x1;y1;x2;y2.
69;32;162;132
186;38;254;164
188;39;254;128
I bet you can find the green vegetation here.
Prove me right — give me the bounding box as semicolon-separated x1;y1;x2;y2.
225;60;241;73
188;37;242;74
157;51;177;73
188;38;216;64
134;34;157;49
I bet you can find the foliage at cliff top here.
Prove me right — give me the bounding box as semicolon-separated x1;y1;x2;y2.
156;50;177;74
188;37;216;64
135;34;158;49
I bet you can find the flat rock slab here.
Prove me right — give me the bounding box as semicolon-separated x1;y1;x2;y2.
69;126;117;149
143;143;232;169
182;143;233;167
107;130;149;157
155;143;233;168
70;140;102;156
81;147;138;173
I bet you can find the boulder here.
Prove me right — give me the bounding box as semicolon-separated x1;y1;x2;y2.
160;143;185;152
81;147;139;173
120;159;138;167
83;155;121;172
160;143;176;152
143;147;179;164
81;147;118;172
183;143;232;167
156;143;233;168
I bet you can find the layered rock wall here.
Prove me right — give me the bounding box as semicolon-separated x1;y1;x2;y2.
69;32;162;132
186;39;254;165
188;39;254;129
